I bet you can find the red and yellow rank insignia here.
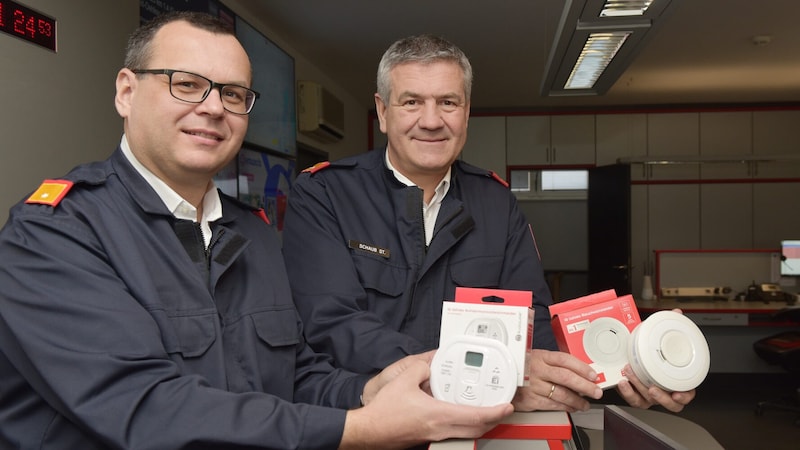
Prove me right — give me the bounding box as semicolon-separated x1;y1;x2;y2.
25;179;74;206
302;161;330;174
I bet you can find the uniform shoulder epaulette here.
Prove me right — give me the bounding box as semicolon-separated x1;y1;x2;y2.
490;171;509;188
218;190;272;225
25;179;74;207
253;208;271;225
302;161;331;174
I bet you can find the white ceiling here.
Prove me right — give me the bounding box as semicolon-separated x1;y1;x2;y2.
240;0;800;111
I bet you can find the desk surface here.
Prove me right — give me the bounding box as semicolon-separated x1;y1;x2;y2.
637;298;795;313
573;405;724;450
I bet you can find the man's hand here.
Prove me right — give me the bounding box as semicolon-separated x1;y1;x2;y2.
512;349;602;412
341;355;513;449
615;364;696;412
615;308;696;412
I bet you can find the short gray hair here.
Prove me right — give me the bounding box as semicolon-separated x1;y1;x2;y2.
376;34;472;103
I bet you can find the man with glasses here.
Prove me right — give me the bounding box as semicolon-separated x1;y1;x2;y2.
0;12;510;449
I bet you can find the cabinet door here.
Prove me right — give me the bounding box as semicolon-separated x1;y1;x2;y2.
753;110;800;178
699;111;752;180
460;116;507;178
700;184;753;248
596;114;647;165
753;183;800;248
596;114;648;179
647;112;700;180
550;115;595;165
506;116;550;165
648;185;701;250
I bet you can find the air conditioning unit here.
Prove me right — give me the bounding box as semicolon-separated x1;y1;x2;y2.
297;81;345;143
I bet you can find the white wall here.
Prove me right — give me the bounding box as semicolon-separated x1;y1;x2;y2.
0;0;139;225
0;0;370;226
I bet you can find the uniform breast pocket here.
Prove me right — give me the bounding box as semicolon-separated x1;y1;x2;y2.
352;254;407;299
449;255;503;287
159;312;219;379
162;313;217;358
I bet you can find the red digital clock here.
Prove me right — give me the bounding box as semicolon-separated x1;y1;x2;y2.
0;0;56;52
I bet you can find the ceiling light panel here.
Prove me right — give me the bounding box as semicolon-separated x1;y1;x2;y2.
541;0;674;96
565;32;631;89
600;0;654;17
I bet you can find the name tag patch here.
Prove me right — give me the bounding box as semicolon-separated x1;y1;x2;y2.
348;239;390;258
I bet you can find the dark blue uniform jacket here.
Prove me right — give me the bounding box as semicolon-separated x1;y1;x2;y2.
282;148;557;375
0;148;366;449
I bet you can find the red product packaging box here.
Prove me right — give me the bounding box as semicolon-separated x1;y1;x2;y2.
428;411;573;450
548;289;641;389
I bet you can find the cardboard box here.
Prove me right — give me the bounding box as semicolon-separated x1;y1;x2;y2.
428;411;573;450
548;289;641;389
439;287;534;386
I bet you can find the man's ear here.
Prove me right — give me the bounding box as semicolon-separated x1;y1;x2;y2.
374;93;388;134
114;68;136;119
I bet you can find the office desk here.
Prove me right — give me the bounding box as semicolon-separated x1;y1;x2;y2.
637;299;799;373
430;406;722;449
573;405;724;450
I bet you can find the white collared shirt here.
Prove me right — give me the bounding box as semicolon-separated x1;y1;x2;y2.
120;135;221;248
385;152;451;246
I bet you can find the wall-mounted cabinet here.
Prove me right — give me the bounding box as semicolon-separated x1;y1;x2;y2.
753;110;800;178
506;115;595;166
753;183;800;248
461;116;506;178
699;111;753;180
647;184;701;251
596;114;647;167
643;112;700;180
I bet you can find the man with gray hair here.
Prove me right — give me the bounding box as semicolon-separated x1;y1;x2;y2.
283;34;696;415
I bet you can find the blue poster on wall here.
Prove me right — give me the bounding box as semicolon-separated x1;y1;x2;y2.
214;148;295;232
238;149;295;231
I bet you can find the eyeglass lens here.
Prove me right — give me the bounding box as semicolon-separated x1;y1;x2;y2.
169;71;256;114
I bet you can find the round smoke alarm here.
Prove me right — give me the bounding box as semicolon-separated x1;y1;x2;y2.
628;310;710;392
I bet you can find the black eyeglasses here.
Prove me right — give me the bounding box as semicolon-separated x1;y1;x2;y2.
132;69;260;115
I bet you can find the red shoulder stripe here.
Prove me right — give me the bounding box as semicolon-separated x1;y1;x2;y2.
253;209;271;225
302;161;331;174
490;172;509;188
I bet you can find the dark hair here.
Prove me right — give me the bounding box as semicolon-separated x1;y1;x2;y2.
124;11;235;69
376;34;473;103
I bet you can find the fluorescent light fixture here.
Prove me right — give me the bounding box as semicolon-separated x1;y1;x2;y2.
541;0;673;96
600;0;654;17
565;32;630;89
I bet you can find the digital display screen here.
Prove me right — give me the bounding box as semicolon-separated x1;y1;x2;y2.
236;16;297;155
0;0;56;52
465;351;484;368
781;240;800;276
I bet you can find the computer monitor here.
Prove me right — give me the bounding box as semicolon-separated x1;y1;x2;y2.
604;405;688;450
781;240;800;277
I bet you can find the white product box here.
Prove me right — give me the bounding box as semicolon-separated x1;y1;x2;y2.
439;287;534;387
